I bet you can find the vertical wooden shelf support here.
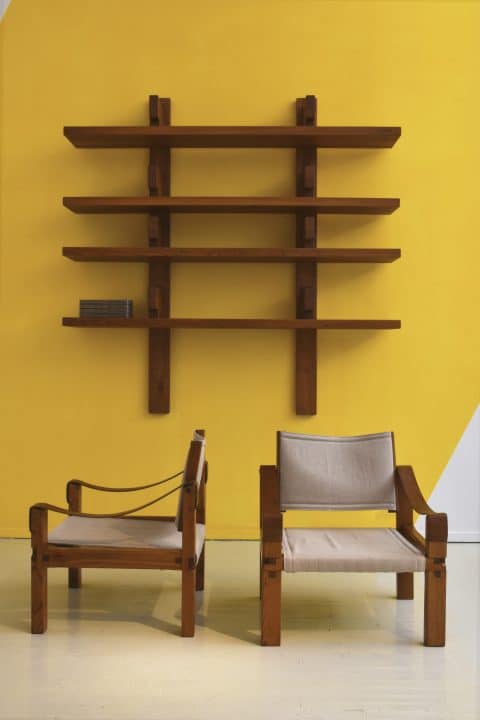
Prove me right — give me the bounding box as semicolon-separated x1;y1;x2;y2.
148;96;171;412
295;95;318;414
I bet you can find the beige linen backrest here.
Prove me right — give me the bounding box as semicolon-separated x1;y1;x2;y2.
278;431;396;511
175;431;206;530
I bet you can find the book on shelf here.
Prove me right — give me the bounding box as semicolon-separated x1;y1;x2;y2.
79;300;133;318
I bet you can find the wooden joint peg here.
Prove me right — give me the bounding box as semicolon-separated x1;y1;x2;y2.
303;95;316;125
303;165;315;193
304;215;316;245
148;286;163;316
298;286;315;318
148;215;161;243
149;95;171;126
149;95;160;126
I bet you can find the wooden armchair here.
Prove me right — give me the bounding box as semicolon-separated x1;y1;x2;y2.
30;430;207;636
260;431;447;646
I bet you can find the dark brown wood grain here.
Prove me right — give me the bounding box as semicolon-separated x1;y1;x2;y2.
30;506;48;634
63;247;401;263
63;196;400;215
296;96;317;414
260;465;283;646
64;125;401;148
66;480;82;588
148;96;171;413
63;317;401;329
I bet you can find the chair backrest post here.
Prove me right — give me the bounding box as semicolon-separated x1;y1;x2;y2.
181;439;202;560
197;460;207;525
395;464;414;532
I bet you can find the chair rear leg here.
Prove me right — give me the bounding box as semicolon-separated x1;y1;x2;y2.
31;556;47;634
397;572;414;599
424;565;446;646
196;547;205;592
261;564;281;646
259;548;263;599
181;567;196;637
69;568;82;589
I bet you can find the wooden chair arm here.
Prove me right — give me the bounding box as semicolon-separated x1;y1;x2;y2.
399;525;426;555
395;466;436;515
260;465;282;546
395;466;448;555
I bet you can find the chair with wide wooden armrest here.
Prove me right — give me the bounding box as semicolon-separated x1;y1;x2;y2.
259;431;447;646
30;430;207;636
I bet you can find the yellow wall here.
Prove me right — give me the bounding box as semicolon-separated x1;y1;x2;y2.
1;0;479;538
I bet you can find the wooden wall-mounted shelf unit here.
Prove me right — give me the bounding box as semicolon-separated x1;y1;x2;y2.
62;95;401;415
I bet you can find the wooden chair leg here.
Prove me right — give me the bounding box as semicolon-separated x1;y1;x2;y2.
67;481;82;589
261;565;281;646
397;572;414;599
68;568;82;589
259;548;263;599
196;547;205;591
424;565;446;647
181;567;196;637
31;556;48;634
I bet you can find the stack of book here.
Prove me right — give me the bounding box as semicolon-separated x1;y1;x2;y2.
79;300;133;318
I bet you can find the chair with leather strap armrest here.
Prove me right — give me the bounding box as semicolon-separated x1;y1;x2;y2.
260;431;447;646
30;430;207;636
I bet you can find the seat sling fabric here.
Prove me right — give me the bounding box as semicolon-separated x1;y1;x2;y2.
48;516;205;558
282;527;426;573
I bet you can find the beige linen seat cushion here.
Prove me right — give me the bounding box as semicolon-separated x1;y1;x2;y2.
48;517;205;558
282;528;425;573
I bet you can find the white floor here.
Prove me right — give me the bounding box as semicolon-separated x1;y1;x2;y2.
0;540;479;720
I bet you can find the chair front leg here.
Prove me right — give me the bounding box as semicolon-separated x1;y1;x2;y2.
181;564;196;637
67;480;82;589
424;563;446;646
397;572;414;599
424;513;447;647
30;506;48;634
261;558;281;646
259;465;282;646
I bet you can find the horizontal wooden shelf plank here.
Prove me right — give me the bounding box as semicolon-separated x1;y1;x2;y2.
62;247;401;263
63;317;401;330
64;125;401;149
63;196;400;215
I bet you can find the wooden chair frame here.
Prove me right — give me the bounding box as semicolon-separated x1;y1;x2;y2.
30;430;207;636
260;437;447;647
